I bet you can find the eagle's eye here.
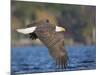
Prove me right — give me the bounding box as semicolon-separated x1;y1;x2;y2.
46;19;49;23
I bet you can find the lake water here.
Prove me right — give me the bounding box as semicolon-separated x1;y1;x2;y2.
11;45;96;74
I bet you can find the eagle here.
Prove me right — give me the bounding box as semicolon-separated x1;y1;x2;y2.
16;19;68;69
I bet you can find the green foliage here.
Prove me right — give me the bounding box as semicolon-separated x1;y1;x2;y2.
11;1;96;45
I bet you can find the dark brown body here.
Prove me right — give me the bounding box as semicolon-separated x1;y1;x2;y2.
28;21;68;69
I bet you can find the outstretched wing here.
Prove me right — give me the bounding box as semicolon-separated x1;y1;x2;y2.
49;33;68;69
36;30;68;69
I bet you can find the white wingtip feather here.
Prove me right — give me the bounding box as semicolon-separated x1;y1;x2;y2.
16;27;37;34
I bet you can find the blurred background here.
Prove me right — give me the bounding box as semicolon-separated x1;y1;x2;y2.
11;1;96;47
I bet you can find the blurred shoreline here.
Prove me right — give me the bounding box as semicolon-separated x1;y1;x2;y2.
11;38;95;48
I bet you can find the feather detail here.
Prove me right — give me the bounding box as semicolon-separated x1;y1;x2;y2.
16;27;37;34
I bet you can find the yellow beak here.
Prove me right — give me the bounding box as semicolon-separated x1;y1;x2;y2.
56;26;66;32
61;27;66;32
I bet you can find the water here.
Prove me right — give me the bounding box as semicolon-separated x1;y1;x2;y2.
11;45;96;74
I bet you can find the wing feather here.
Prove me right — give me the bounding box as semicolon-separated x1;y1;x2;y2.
36;31;68;69
16;27;37;34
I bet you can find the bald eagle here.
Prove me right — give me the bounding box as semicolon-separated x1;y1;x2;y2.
16;20;68;69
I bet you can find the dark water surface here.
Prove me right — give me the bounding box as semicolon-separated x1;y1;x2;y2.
11;45;96;74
